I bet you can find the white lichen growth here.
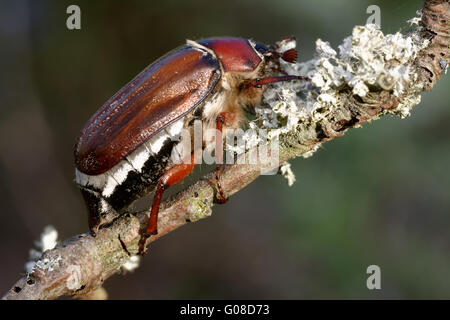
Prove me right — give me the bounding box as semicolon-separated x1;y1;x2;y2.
407;10;423;26
280;162;296;186
122;255;141;272
39;225;59;251
254;20;429;157
395;94;422;119
302;144;322;159
407;17;421;26
25;225;59;273
66;265;82;290
441;59;448;75
33;255;62;272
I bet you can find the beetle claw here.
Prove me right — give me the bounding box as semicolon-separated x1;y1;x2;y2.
215;192;228;204
138;235;149;256
214;166;228;204
138;246;148;256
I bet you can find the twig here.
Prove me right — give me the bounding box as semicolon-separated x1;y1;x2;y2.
3;0;448;300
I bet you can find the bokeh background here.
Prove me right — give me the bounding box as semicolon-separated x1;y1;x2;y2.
1;0;449;299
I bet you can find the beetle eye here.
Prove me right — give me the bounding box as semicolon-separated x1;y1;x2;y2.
280;48;298;63
254;42;270;55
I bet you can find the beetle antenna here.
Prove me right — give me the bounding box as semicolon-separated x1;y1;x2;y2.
280;49;297;63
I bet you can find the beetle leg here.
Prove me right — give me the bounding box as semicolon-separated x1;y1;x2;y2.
138;157;196;255
250;75;310;88
215;114;227;204
272;66;289;76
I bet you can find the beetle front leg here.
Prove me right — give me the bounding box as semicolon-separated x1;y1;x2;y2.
249;75;310;88
138;158;196;255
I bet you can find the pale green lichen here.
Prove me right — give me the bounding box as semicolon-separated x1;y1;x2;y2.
257;21;429;152
248;20;430;186
186;197;212;222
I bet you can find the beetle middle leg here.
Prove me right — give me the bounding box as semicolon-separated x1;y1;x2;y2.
215;114;227;204
138;157;196;255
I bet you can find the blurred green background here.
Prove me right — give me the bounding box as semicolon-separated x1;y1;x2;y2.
1;0;449;299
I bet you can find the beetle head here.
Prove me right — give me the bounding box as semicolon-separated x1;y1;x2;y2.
257;37;298;65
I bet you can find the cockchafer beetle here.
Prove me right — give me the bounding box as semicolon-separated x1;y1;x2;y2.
74;37;308;255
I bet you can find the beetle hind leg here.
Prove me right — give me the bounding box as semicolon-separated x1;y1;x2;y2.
138;157;196;255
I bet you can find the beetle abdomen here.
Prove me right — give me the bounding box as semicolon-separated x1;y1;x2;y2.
78;118;183;189
76;117;186;232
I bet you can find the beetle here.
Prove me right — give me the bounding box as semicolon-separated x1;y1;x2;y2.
74;37;308;255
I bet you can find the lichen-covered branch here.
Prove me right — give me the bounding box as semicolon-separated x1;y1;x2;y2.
3;0;449;300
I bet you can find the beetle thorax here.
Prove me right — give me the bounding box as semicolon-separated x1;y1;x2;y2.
202;69;265;139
